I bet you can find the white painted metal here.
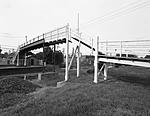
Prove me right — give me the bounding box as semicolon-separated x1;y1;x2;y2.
99;58;150;68
68;46;78;71
104;63;108;80
94;36;99;83
65;24;69;81
17;52;19;66
77;41;81;77
77;13;80;78
98;63;105;76
99;39;150;58
19;25;67;48
38;73;42;80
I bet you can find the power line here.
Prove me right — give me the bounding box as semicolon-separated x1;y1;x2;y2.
0;47;16;50
80;0;150;29
0;35;24;38
0;33;24;38
81;0;150;27
0;44;17;48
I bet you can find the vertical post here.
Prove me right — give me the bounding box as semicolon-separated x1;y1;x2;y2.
42;34;45;73
104;63;108;80
120;41;122;57
17;52;19;66
54;44;56;72
77;41;81;77
77;13;80;77
24;52;27;66
94;36;99;83
106;41;108;56
38;73;42;80
65;24;69;81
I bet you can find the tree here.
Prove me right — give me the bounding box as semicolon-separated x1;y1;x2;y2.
44;47;53;64
35;52;43;60
53;51;64;65
35;46;64;66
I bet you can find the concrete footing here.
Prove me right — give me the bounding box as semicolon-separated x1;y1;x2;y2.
57;81;66;88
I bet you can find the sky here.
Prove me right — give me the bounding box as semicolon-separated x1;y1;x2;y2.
0;0;150;54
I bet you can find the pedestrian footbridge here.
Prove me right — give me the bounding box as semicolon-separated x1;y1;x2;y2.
12;24;150;83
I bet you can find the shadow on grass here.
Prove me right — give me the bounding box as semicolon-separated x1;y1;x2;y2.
108;66;150;87
87;66;150;87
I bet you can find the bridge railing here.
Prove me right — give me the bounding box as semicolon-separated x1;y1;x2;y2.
19;25;69;48
19;34;44;48
71;29;94;54
99;40;150;58
44;25;68;42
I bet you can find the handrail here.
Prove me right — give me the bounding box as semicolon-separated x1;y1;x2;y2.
19;25;68;48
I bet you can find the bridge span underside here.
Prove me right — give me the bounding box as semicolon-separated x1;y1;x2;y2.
20;38;67;53
98;55;150;68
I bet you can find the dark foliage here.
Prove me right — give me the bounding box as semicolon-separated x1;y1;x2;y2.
53;51;64;65
0;52;9;58
35;47;64;65
145;55;150;59
0;77;41;109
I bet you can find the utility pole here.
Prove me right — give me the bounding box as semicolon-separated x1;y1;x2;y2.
24;35;27;66
77;13;81;78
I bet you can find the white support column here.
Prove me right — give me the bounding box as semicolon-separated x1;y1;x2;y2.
77;41;81;77
77;13;80;78
68;46;78;71
38;73;42;80
24;52;27;66
104;63;108;80
94;36;99;83
65;24;69;81
17;52;19;66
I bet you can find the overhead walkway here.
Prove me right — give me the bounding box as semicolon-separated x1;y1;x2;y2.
13;25;70;65
93;37;150;83
98;55;150;68
71;35;150;67
19;25;69;52
97;39;150;68
12;24;150;84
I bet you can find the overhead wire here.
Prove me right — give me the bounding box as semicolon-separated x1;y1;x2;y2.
0;33;25;38
80;0;150;29
0;44;17;48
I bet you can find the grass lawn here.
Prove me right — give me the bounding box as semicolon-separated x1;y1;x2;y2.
0;65;150;116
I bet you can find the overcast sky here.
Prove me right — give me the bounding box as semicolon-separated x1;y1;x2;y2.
0;0;150;50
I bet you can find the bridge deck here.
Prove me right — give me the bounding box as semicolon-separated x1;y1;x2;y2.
98;55;150;68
